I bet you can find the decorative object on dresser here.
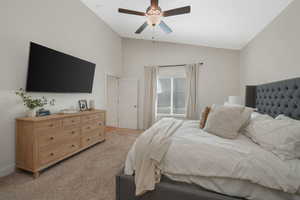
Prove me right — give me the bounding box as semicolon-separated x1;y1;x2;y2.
16;109;106;178
78;99;88;111
36;108;51;117
15;88;55;117
89;99;95;110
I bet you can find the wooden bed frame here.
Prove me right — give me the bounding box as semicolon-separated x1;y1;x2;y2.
116;77;300;200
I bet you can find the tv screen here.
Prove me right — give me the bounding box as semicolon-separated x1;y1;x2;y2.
26;42;96;93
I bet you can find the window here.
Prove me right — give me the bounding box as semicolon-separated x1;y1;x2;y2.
157;68;186;116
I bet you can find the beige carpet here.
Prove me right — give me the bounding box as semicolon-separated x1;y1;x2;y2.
0;130;141;200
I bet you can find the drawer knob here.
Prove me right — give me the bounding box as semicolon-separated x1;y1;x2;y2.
50;137;54;140
87;138;90;141
71;144;75;148
72;120;75;123
49;124;54;127
87;127;90;129
50;153;54;156
71;131;75;134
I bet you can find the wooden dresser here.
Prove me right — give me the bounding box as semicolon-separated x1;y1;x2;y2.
16;110;106;178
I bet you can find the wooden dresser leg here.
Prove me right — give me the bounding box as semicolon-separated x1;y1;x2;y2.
33;171;40;178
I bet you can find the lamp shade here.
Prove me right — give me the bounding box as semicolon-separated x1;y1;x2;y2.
228;96;242;105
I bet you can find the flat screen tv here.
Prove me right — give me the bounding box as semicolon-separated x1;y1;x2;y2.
26;42;96;93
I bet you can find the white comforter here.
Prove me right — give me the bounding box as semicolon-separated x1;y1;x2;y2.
125;120;300;199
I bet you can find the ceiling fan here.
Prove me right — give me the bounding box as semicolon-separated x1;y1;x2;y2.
118;0;191;34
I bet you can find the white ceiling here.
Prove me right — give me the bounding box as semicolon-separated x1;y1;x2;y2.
80;0;293;50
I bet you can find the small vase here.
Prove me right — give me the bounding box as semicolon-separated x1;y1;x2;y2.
27;109;36;117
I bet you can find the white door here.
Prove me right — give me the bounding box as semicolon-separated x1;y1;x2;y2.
118;79;138;129
106;75;119;127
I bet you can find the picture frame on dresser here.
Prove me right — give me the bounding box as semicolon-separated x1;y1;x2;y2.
78;99;88;111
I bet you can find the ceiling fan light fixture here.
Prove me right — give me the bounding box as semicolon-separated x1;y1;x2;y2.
146;6;162;26
146;14;161;26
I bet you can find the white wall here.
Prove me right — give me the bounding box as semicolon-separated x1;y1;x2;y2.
0;0;122;176
240;0;300;96
122;38;240;129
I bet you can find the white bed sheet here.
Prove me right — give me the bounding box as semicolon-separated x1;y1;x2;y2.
161;120;300;200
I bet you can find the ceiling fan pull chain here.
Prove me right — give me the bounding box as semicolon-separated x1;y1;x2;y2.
152;26;155;40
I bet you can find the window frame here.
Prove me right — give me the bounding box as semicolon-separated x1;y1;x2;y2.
157;74;186;118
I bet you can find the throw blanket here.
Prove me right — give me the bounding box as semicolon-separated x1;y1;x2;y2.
125;118;183;195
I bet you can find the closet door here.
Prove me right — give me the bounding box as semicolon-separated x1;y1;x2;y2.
118;79;138;129
106;75;119;127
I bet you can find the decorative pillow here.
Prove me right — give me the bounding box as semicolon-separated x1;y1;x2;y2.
204;105;252;139
199;106;211;129
223;102;254;130
244;116;300;160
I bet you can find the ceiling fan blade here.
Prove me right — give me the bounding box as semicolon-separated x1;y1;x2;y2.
151;0;159;8
163;6;191;17
159;21;172;34
135;22;148;34
118;8;145;16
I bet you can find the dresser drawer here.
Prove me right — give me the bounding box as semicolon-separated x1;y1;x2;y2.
81;113;104;123
63;128;80;139
38;132;61;148
38;128;80;149
60;140;80;156
81;122;100;134
81;130;99;147
39;147;62;165
35;120;61;131
62;117;80;129
39;139;80;166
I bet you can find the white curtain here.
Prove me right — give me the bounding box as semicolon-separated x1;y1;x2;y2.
185;63;200;120
143;66;159;129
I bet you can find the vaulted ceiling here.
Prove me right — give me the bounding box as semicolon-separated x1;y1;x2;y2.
80;0;293;49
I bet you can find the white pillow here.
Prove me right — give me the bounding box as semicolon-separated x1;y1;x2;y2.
275;114;298;122
204;105;253;139
251;112;273;120
244;117;300;160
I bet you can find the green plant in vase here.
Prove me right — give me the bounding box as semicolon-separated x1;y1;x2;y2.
15;88;55;117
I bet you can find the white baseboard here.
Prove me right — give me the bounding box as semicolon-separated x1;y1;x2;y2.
0;164;15;177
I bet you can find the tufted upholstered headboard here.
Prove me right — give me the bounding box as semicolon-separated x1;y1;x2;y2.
245;78;300;120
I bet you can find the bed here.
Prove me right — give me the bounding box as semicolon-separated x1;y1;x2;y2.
116;77;300;200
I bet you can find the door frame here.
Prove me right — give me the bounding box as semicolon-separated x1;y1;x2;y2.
105;73;120;128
